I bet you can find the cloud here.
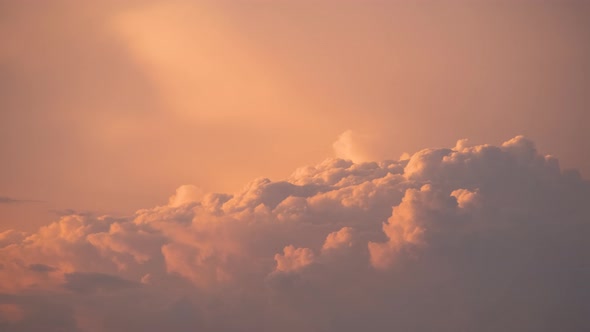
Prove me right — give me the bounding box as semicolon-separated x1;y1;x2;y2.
27;264;57;273
0;136;588;331
0;304;24;324
0;197;19;204
168;185;203;208
0;197;39;204
63;272;140;294
322;227;353;251
0;230;26;249
274;245;315;273
332;130;372;162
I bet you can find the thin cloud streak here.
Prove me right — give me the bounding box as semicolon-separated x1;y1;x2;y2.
0;197;41;205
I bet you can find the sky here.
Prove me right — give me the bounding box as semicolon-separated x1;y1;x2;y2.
0;1;589;331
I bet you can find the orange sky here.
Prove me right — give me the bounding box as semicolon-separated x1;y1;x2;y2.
1;2;590;331
1;0;589;231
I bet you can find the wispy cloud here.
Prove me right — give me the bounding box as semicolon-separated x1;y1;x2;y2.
48;209;93;217
0;196;40;204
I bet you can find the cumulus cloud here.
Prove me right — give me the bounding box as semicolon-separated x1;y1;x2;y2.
0;136;588;331
322;227;353;251
274;245;316;273
168;185;203;208
332;130;372;162
0;230;26;248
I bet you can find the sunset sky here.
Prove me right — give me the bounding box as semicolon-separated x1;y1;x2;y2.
1;1;589;331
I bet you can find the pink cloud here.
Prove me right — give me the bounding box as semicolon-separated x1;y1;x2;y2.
0;136;588;331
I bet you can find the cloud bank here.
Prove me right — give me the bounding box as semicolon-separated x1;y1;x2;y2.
0;136;588;331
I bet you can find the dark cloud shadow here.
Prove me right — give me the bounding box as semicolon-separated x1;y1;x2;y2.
63;272;140;294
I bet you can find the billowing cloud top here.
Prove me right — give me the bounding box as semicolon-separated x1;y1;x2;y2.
1;136;589;331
